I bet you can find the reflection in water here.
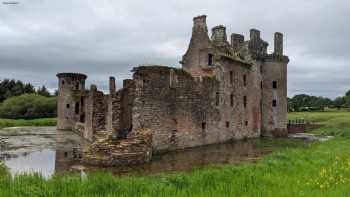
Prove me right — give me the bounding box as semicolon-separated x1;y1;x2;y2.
4;139;276;178
0;127;299;178
4;149;56;178
106;139;274;176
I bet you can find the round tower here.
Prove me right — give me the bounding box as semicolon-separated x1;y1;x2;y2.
56;73;87;130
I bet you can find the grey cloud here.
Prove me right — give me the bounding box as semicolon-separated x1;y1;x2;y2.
0;0;349;98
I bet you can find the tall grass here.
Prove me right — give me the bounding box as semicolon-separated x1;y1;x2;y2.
0;112;349;196
1;139;350;196
0;118;56;128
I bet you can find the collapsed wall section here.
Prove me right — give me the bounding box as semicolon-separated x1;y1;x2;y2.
84;85;107;140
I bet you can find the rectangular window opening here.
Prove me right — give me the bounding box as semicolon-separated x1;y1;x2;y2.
243;75;247;86
75;102;80;114
272;99;277;107
66;104;70;109
229;71;233;84
208;54;213;66
273;81;277;89
202;122;206;131
75;82;80;90
216;92;220;106
226;121;230;128
243;96;247;108
245;121;248;126
230;94;234;107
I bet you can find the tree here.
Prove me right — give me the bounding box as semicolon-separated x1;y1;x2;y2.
346;90;350;97
0;79;36;102
37;85;51;97
289;94;334;111
345;96;350;107
334;96;346;109
0;94;56;119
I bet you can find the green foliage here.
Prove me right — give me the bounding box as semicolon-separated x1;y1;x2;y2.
288;90;350;111
288;94;333;111
36;85;51;97
0;118;56;128
333;96;346;108
345;96;350;107
0;94;56;119
345;90;350;97
0;79;35;102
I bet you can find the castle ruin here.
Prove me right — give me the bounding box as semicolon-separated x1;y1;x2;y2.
56;15;289;165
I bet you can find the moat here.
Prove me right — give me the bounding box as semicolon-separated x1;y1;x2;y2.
0;127;305;178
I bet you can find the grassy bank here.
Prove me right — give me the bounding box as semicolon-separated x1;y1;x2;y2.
0;112;349;196
289;111;350;137
0;118;56;128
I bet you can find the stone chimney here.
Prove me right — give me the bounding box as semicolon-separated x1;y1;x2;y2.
192;15;208;34
109;76;116;94
274;32;283;55
211;25;227;44
250;29;260;41
231;33;244;50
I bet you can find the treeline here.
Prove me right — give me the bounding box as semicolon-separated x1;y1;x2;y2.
0;79;53;102
288;90;350;112
0;79;57;119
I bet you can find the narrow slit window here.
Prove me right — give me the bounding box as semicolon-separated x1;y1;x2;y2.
229;71;233;84
243;75;247;86
75;102;80;114
245;121;248;126
216;92;220;106
272;99;277;107
243;96;247;108
75;82;80;90
230;94;234;107
202;122;206;131
208;54;213;66
226;121;230;128
273;81;277;89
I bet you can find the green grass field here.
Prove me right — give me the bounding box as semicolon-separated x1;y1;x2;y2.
0;118;56;129
0;112;350;196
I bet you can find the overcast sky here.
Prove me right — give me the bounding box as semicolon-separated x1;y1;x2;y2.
0;0;349;98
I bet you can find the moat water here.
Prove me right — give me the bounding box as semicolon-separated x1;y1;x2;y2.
0;127;305;178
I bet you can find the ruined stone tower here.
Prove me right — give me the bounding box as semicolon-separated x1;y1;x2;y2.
260;32;289;136
181;15;289;137
56;73;87;130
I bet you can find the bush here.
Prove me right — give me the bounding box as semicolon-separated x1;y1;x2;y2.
0;94;56;119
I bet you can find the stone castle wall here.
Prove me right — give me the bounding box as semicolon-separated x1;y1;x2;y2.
84;85;107;140
131;65;261;153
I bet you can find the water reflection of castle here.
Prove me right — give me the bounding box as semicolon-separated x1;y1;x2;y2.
55;139;270;176
55;148;83;174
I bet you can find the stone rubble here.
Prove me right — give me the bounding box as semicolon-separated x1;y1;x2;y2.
83;129;152;166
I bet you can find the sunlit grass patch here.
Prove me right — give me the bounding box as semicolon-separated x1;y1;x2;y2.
0;118;56;129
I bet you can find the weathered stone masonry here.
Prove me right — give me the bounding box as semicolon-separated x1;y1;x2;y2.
56;15;289;165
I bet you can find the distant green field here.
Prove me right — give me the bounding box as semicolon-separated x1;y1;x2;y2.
0;118;56;129
289;111;350;137
0;112;350;196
